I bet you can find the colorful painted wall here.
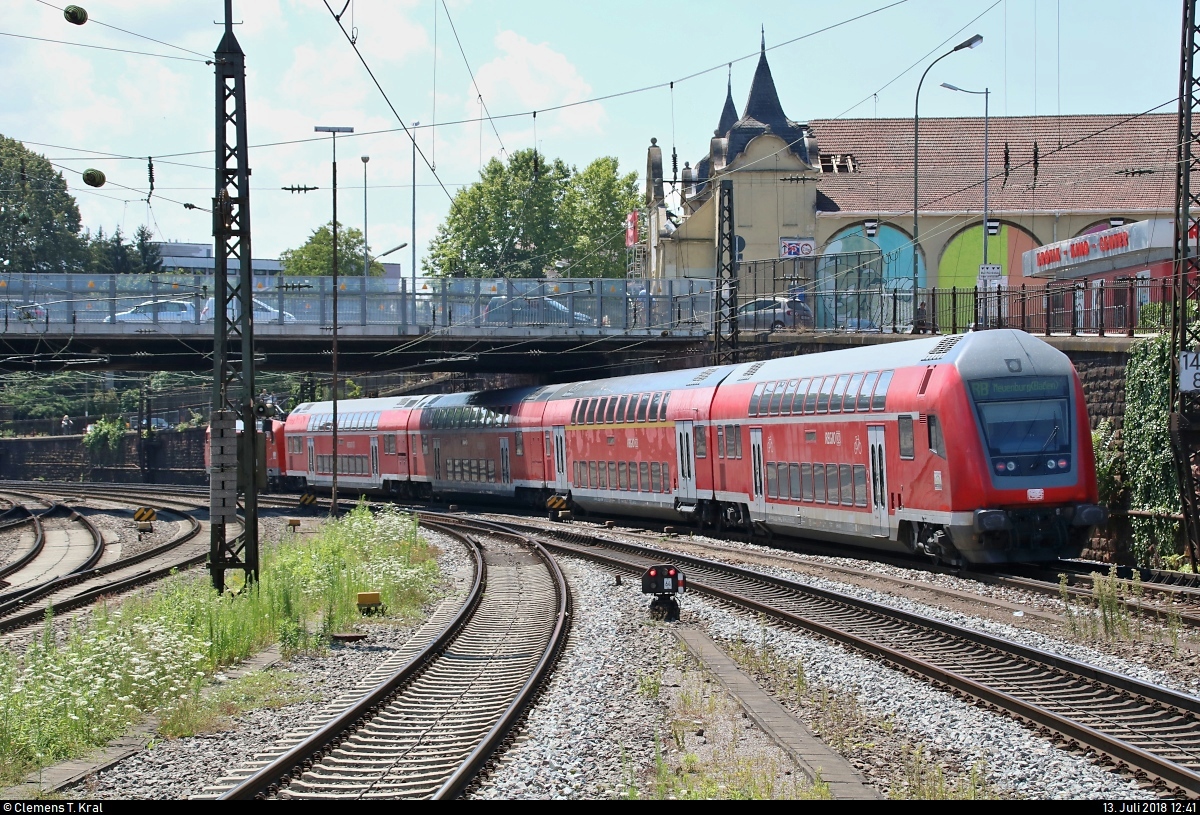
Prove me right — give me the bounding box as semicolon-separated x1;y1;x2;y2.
936;223;1039;288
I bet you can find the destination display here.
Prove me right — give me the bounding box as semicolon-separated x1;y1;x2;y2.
969;376;1069;401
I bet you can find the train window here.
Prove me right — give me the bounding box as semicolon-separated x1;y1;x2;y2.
733;424;743;459
749;382;767;416
790;463;802;500
421;435;430;455
840;465;854;506
640;462;650;491
605;398;619;423
625;395;639;422
844;374;864;413
616;395;629;422
618;461;628;489
898;416;915;459
789;378;809;414
802;379;819;414
694;426;706;458
858;372;879;411
662;463;670;491
514;432;524;456
649;393;663;421
637;393;651;422
596;398;609;423
383;435;394;454
801;464;814;501
488;460;496;482
817;377;835;413
608;461;617;489
715;426;725;458
928;414;946;458
761;382;778;416
781;380;800;416
651;462;662;492
589;461;599;489
766;462;778;498
572;401;581;424
573;461;581;485
826;464;841;504
830;375;851;413
813;464;826;503
585;399;598;424
770;382;788;415
873;371;894;411
854;465;868;506
598;461;608;489
659;392;670;421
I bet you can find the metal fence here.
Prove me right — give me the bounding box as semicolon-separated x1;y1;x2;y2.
743;276;1174;337
0;274;716;334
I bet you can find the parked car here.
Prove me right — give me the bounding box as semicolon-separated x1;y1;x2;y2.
2;302;47;322
140;417;170;431
200;297;297;325
482;296;591;326
105;299;196;324
736;297;813;331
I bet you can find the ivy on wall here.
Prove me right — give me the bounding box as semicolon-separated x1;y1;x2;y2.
1123;334;1181;566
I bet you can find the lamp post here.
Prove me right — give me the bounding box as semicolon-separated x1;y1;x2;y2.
941;83;991;264
913;34;982;301
361;155;370;276
315;125;353;512
411;122;420;295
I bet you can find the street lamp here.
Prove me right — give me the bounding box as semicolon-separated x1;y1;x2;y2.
361;155;370;276
913;34;982;300
315;124;353;512
411;121;420;296
941;83;991;265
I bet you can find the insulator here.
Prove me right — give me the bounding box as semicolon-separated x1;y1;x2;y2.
82;169;106;188
64;5;88;25
671;149;678;177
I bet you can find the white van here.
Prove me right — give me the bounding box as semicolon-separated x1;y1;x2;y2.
200;297;297;324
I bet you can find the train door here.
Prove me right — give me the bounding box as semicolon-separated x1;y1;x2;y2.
552;425;568;491
500;437;511;484
675;420;696;502
370;436;379;485
749;427;765;515
433;438;442;481
306;437;315;478
868;425;889;537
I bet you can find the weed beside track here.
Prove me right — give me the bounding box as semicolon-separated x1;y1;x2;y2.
0;503;439;788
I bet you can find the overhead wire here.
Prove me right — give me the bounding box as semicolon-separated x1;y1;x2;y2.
439;0;507;158
31;0;210;58
0;30;206;62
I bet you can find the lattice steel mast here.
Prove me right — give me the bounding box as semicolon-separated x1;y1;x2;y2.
714;178;739;365
209;0;259;591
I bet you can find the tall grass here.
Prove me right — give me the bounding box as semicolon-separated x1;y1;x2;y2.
0;502;438;786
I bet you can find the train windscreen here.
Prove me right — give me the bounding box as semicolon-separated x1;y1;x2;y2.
969;376;1072;466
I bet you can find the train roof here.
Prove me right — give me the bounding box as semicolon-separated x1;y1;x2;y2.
724;330;1071;384
291;394;438;415
550;364;740;400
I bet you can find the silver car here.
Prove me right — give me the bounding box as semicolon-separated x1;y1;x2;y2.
105;299;196;323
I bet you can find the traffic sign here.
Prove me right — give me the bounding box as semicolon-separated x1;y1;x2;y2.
134;507;156;522
978;264;1002;279
1181;352;1200;392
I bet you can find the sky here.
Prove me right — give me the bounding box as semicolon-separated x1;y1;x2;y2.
0;0;1183;273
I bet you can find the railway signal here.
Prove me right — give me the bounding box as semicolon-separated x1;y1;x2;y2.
133;507;156;522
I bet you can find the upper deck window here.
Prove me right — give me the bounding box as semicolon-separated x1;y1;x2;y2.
872;371;894;411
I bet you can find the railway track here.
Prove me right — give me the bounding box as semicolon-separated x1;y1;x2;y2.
203;517;569;800
0;495;218;636
455;517;1200;796
0;497;104;599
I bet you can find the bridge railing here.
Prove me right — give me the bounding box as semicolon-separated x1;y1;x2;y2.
758;276;1172;337
0;274;716;334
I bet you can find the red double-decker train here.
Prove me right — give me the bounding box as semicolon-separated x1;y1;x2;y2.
256;330;1103;565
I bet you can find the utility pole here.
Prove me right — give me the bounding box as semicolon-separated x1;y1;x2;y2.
714;179;738;364
1171;0;1200;571
209;0;260;591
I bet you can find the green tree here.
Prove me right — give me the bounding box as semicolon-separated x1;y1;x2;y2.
84;226;148;275
561;156;640;278
424;150;638;278
279;221;383;277
134;225;162;273
424;148;572;278
0;135;86;273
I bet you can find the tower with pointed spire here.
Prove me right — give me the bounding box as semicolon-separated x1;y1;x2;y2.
644;33;820;290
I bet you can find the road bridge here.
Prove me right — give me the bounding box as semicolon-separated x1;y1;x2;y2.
0;274;713;374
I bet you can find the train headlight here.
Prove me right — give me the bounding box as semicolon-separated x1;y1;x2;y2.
974;510;1011;533
1047;459;1056;470
1005;461;1016;472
